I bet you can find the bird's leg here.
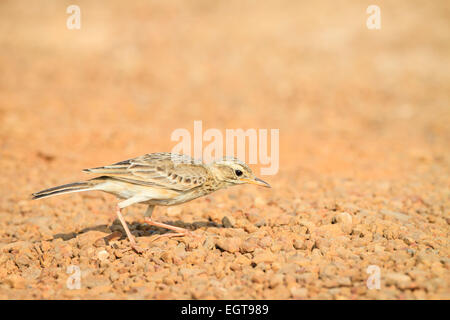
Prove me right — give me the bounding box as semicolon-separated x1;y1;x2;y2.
144;205;196;242
145;218;191;233
116;205;143;253
150;232;186;242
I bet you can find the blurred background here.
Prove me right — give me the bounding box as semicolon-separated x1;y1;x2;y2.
0;0;449;299
1;0;449;182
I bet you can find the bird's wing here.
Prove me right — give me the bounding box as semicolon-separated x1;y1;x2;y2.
83;152;209;191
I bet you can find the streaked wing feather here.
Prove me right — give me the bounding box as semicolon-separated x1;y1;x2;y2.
84;152;208;191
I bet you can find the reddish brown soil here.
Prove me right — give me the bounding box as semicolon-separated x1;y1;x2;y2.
0;1;449;299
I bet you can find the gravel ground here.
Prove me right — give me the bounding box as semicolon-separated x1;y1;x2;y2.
0;1;449;299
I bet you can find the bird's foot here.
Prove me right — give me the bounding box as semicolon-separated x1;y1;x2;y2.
144;217;201;242
144;218;190;233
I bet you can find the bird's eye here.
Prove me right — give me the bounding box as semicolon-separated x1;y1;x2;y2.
235;170;243;177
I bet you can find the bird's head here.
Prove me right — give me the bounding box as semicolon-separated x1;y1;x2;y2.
209;157;271;188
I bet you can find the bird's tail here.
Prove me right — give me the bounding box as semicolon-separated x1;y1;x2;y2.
31;181;94;200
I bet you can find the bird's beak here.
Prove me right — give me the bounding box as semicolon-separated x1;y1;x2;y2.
240;177;271;188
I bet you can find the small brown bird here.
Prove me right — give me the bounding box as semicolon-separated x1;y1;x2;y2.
32;152;270;252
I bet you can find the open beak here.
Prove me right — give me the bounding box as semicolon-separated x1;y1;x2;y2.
240;177;271;188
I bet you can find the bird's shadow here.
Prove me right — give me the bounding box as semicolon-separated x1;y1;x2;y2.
53;219;223;242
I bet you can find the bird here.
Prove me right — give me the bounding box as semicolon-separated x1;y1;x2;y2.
31;152;271;252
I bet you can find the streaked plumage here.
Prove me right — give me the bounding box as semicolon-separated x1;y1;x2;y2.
32;152;270;252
